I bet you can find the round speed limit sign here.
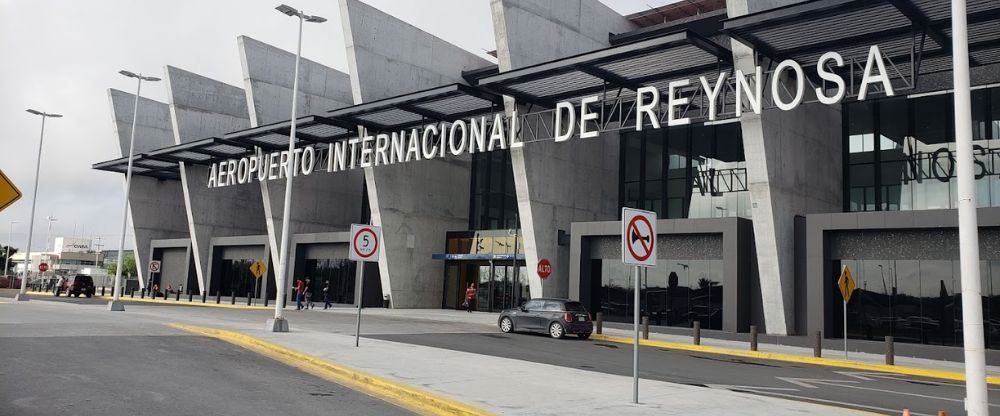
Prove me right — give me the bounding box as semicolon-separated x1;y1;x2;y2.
349;224;382;262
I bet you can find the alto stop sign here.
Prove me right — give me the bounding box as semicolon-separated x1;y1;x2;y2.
537;258;552;279
38;262;49;273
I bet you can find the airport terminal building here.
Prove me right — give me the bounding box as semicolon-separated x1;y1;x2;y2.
93;0;1000;353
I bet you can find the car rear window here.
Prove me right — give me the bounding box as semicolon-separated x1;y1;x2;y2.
75;276;93;284
564;302;587;312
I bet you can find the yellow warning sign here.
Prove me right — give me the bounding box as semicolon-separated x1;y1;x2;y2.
0;169;22;213
837;265;856;303
249;259;267;279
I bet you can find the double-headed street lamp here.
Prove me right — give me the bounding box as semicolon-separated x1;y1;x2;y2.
268;4;325;332
108;70;161;312
15;109;62;301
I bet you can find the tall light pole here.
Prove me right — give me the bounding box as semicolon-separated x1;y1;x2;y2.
267;4;326;332
4;221;15;287
108;70;161;312
45;215;57;251
952;1;987;414
15;109;62;301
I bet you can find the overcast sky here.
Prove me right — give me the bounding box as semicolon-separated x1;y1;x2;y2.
0;0;661;253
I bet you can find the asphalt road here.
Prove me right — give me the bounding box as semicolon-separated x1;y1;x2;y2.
369;332;1000;415
7;292;1000;415
0;307;411;415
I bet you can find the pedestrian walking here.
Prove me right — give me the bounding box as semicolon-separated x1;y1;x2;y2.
464;283;476;313
305;278;314;309
167;284;173;294
323;280;333;310
295;278;305;310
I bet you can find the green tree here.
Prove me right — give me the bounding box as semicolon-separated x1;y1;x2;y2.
0;245;17;275
105;254;137;277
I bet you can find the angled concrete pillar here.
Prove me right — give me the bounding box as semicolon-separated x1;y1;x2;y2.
727;0;843;334
491;0;634;298
339;0;491;307
238;35;364;279
108;89;189;288
164;65;266;294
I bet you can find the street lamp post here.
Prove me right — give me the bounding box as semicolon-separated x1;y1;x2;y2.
4;221;15;287
267;4;326;333
952;1;988;413
45;215;57;252
15;109;62;301
108;70;161;312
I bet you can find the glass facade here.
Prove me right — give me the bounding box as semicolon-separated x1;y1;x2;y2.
594;259;723;329
441;231;528;312
301;258;356;304
835;259;1000;349
620;122;749;219
845;87;1000;212
469;150;518;230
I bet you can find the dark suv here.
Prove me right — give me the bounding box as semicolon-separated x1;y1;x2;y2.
498;298;593;339
55;274;95;298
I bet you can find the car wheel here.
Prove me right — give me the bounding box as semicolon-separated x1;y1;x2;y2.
549;322;565;339
499;317;514;333
85;293;92;298
577;332;591;340
74;293;80;297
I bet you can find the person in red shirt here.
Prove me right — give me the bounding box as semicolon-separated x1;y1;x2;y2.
465;283;476;313
295;279;306;310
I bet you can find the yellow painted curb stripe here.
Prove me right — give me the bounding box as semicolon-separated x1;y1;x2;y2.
25;290;271;310
168;323;493;416
591;334;1000;385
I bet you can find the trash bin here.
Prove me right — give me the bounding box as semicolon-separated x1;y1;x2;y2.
382;294;390;308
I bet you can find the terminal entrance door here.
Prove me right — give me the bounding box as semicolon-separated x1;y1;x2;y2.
442;260;527;312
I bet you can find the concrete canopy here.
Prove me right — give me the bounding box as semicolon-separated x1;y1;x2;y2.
164;65;266;294
238;35;364;288
338;0;492;307
107;89;189;288
490;0;636;298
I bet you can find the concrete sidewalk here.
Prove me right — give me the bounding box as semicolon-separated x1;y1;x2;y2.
7;299;864;415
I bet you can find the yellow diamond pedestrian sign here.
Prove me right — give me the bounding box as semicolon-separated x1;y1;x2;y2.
838;265;856;303
249;259;267;279
0;169;22;213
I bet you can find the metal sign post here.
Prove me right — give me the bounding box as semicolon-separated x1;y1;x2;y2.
622;207;656;404
349;223;382;348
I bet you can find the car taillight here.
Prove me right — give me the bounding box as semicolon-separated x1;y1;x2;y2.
564;312;573;322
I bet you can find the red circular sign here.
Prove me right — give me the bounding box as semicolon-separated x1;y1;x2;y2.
38;262;49;273
626;215;654;262
537;258;552;279
352;227;379;259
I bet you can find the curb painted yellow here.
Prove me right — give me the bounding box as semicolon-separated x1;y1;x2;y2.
168;323;493;416
24;290;271;310
591;333;1000;385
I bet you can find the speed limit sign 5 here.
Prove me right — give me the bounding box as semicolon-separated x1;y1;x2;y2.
349;224;383;262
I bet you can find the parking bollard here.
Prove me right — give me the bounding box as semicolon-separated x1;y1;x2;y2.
885;336;894;365
750;325;758;351
641;316;649;340
101;287;106;297
188;292;193;302
595;312;603;334
140;289;145;299
129;289;134;298
264;296;268;307
216;290;221;304
282;295;287;309
231;291;236;305
814;331;822;358
692;321;701;345
175;291;181;301
201;291;206;303
247;292;252;306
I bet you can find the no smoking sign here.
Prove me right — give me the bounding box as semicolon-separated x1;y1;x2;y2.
349;224;383;262
622;208;656;267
